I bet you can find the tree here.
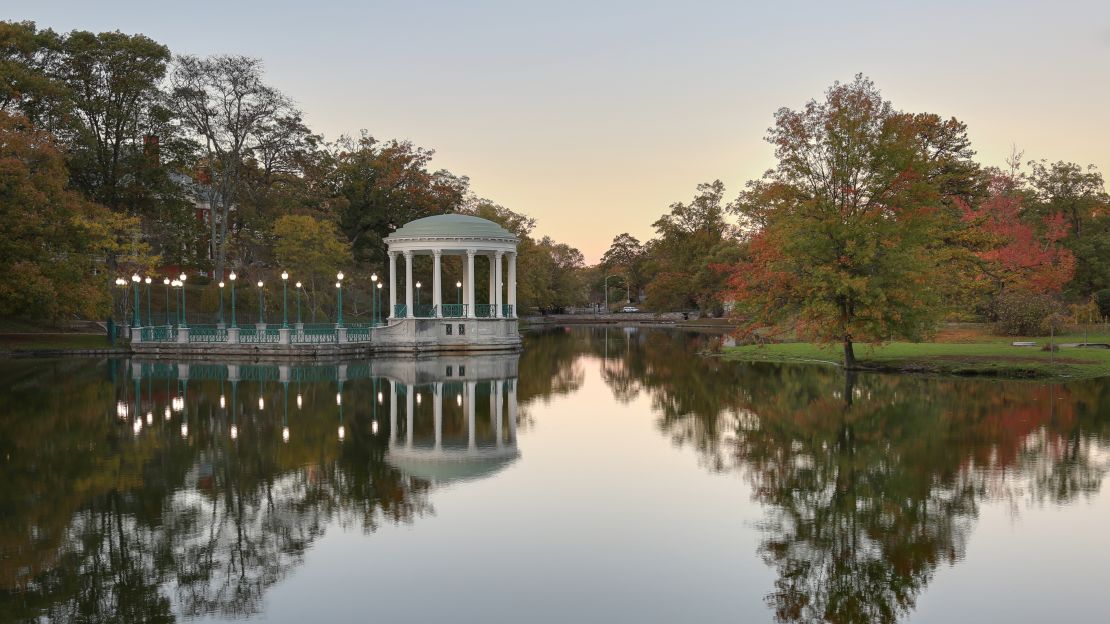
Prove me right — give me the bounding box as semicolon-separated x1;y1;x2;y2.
59;29;171;211
0;112;148;321
333;133;469;267
168;55;296;278
726;75;978;366
642;180;737;312
0;21;65;129
272;214;351;321
1027;160;1110;296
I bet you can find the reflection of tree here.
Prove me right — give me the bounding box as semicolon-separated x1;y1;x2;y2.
516;328;585;429
0;361;430;622
587;329;1110;624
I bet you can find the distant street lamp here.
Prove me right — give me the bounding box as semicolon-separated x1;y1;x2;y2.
218;280;225;325
371;273;379;325
162;278;170;326
229;272;237;328
281;271;289;328
336;272;344;327
456;280;462;304
295;281;303;325
376;282;383;323
131;274;141;328
115;278;127;326
178;273;188;327
144;277;152;326
415;281;422;308
603;274;626;314
171;279;182;326
256;280;265;325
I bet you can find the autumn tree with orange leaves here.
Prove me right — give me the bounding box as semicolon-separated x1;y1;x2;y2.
724;75;979;367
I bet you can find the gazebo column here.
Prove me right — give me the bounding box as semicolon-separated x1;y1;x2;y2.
466;250;476;318
405;383;414;448
495;251;504;317
508;379;517;442
494;380;504;448
388;252;397;319
404;251;414;318
433;381;442;450
389;379;397;446
467;380;476;449
432;250;443;317
488;254;497;317
466;380;477;448
508;252;517;317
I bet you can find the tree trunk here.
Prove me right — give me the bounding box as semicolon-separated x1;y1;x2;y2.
843;336;856;369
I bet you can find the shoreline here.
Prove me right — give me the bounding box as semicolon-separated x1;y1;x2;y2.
721;342;1110;381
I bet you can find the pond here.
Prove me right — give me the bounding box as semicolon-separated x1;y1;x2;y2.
2;326;1108;623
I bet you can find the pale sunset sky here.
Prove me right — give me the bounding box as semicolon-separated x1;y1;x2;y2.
11;0;1110;262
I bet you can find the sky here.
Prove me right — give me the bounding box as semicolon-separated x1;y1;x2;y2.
10;0;1110;262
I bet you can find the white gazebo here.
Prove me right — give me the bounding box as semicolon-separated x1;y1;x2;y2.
375;214;522;352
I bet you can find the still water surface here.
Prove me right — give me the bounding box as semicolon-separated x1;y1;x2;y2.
2;327;1109;623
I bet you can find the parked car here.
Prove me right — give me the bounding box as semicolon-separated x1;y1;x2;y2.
621;306;639;313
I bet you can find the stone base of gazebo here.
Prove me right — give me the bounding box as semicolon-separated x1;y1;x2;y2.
372;317;521;353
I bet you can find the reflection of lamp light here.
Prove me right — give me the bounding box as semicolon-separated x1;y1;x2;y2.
230;425;238;440
133;419;142;434
338;425;345;441
258;397;265;410
457;394;462;407
180;423;188;437
164;406;171;420
219;395;226;409
416;393;422;406
296;393;302;408
336;393;342;406
282;426;290;442
172;396;184;412
377;391;383;403
146;411;153;424
116;401;129;419
371;420;378;434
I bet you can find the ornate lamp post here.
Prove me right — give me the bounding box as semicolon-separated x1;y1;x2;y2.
130;274;141;328
229;271;237;328
281;271;289;328
376;282;383;324
162;278;170;326
415;281;422;309
144;277;152;326
456;280;462;304
370;273;378;325
336;271;344;327
295;281;302;326
114;278;127;327
178;273;188;327
256;280;265;326
217;280;225;325
171;279;182;326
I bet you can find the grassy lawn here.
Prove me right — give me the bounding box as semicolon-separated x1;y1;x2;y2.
0;333;122;352
723;340;1110;380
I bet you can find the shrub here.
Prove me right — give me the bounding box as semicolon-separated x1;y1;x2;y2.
993;289;1061;336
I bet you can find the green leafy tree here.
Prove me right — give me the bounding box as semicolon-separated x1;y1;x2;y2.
726;75;978;366
0;20;65;129
272;214;352;321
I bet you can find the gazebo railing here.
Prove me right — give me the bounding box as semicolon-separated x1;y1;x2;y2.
501;304;514;318
240;328;281;344
414;304;437;318
441;304;467;318
475;304;496;318
293;326;337;344
346;325;371;342
141;326;175;342
393;304;407;318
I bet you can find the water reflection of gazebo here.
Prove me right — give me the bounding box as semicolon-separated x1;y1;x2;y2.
378;353;521;484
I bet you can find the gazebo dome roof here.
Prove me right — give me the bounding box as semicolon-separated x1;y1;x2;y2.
387;214;516;241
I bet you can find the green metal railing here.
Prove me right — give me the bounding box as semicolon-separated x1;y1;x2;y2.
188;325;228;343
475;304;496;318
141;326;175;342
414;304;437;318
292;326;337;344
501;304;514;318
441;304;467;318
394;304;407;318
239;328;281;344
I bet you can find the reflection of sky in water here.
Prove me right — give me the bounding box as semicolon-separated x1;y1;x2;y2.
2;327;1110;623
